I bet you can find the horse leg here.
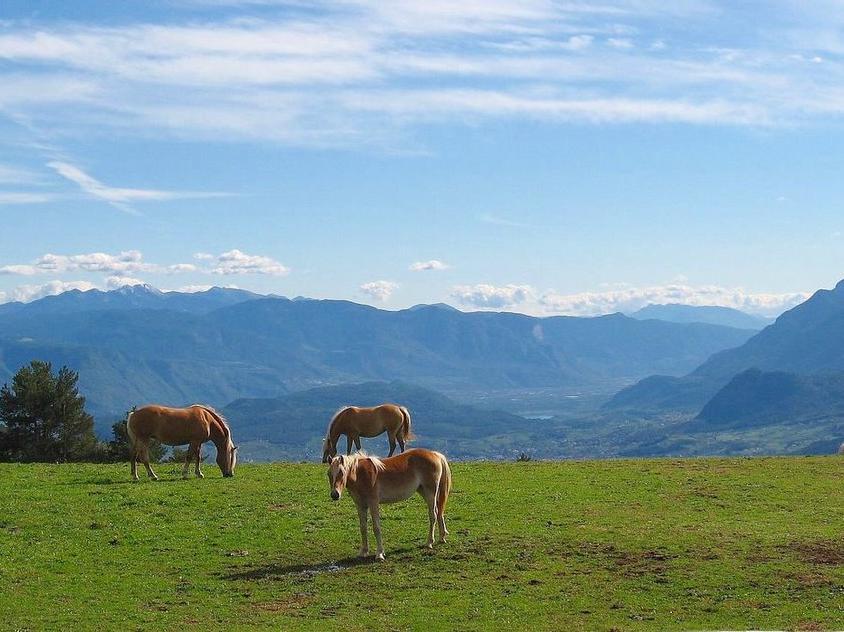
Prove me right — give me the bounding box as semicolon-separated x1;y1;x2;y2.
370;502;385;561
397;436;406;453
387;432;397;457
356;503;369;557
182;444;192;479
131;445;140;482
423;486;438;549
193;442;204;479
354;436;361;451
141;443;158;481
436;477;448;543
346;434;353;455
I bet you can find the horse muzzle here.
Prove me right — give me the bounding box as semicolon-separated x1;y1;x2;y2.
223;472;234;478
330;490;340;501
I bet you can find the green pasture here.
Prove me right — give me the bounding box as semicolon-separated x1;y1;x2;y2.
1;457;842;630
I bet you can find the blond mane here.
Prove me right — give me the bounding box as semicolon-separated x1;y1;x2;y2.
340;450;386;472
191;404;232;445
325;406;352;440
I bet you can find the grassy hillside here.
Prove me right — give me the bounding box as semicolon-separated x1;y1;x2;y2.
1;458;843;630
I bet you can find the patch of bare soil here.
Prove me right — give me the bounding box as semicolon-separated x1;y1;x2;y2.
789;540;844;565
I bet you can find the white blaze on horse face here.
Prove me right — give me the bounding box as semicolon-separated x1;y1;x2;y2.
328;456;345;500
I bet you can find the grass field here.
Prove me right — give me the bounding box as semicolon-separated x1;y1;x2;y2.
1;457;843;631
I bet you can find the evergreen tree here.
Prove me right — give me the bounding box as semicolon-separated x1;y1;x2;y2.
0;361;98;462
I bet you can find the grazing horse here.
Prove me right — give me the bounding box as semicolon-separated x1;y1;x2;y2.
322;404;413;462
126;404;237;481
327;448;451;561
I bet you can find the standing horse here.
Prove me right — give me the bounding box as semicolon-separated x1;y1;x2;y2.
127;404;237;481
322;404;413;463
327;448;451;561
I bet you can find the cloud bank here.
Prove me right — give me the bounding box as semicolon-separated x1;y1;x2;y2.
449;281;807;317
0;0;842;152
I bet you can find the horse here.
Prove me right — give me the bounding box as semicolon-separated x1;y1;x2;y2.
327;448;451;561
126;404;237;481
322;404;413;463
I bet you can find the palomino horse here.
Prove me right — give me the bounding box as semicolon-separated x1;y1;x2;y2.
322;404;413;463
127;404;237;481
327;448;451;560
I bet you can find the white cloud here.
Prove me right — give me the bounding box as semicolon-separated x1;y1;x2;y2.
451;283;533;308
38;250;151;274
360;280;398;301
105;275;145;289
167;263;198;273
0;192;55;205
0;250;201;276
0;2;842;149
193;252;214;260
537;283;809;317
409;259;449;271
607;37;634;49
47;161;229;213
0;264;39;276
7;280;98;303
0;164;43;185
211;249;289;275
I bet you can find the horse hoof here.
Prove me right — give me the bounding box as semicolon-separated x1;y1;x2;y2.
375;553;386;562
197;474;204;479
425;543;434;550
358;550;369;558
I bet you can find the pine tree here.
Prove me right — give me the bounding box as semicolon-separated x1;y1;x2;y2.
0;361;98;462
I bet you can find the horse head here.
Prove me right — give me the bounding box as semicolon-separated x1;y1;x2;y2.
217;441;238;477
327;454;347;500
322;436;337;463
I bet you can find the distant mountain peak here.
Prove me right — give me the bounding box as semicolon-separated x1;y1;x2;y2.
631;303;771;330
114;283;162;296
406;302;459;312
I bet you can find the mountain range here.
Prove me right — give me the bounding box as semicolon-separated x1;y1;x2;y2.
605;280;844;453
630;303;773;330
0;284;755;430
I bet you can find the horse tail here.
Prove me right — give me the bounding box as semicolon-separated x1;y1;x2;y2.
399;406;414;441
126;410;138;448
436;452;451;517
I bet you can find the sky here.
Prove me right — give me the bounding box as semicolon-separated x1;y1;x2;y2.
0;0;842;317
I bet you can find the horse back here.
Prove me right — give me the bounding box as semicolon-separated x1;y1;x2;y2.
129;405;212;446
371;449;448;502
344;404;404;436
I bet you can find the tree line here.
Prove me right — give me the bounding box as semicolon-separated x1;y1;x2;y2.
0;361;170;463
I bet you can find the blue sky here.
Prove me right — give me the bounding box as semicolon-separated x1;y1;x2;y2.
0;0;842;316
